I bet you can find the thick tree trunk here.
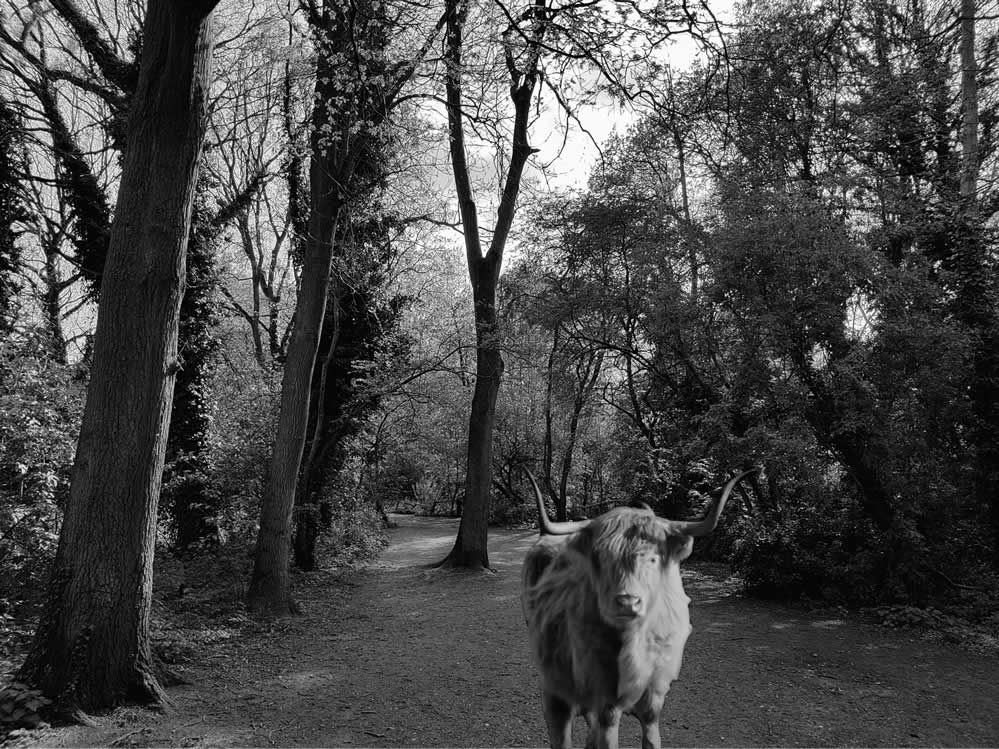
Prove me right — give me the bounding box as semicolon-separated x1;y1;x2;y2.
16;0;216;713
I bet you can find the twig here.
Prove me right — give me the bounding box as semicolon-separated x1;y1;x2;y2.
928;566;986;592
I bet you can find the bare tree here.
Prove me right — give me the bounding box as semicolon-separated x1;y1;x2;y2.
436;0;546;569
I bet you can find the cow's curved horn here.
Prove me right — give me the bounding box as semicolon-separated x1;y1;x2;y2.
660;468;759;537
525;469;591;536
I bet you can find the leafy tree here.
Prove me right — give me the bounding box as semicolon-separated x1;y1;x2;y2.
0;0;138;300
33;80;111;296
248;0;441;613
0;338;83;606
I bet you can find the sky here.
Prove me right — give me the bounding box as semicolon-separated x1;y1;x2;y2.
530;1;736;190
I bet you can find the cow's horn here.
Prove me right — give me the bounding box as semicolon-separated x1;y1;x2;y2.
660;468;759;537
525;469;591;535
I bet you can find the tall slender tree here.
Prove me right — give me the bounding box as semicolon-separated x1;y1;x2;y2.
436;0;546;569
17;0;221;713
247;0;443;613
955;0;999;563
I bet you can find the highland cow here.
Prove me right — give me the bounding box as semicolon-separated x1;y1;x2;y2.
521;469;756;749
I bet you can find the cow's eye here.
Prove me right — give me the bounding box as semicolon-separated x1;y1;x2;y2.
647;553;659;565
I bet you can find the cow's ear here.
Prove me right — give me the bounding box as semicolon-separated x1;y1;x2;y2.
666;535;694;563
569;524;595;558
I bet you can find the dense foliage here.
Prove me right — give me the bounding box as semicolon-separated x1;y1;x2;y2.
0;336;83;610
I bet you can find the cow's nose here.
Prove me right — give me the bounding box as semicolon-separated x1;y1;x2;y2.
615;594;642;615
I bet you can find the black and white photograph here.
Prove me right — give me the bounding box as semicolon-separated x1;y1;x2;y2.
0;0;997;745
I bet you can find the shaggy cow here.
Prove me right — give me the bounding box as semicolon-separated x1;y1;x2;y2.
521;469;756;749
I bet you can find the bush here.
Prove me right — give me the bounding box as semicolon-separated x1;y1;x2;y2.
312;452;389;568
0;339;83;610
727;486;999;614
198;362;282;545
729;506;887;604
0;681;50;736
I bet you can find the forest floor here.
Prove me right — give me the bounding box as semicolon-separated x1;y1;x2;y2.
8;514;999;748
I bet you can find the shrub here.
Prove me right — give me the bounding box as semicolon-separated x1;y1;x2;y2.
198;362;282;545
0;339;83;609
728;506;888;604
318;455;389;567
0;681;50;736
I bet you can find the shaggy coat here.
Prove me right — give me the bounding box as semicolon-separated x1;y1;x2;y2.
521;507;697;749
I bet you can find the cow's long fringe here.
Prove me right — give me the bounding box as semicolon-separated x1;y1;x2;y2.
585;508;695;570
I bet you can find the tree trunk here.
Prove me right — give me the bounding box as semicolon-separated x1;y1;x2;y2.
558;350;602;518
957;0;999;565
249;0;434;599
0;100;23;337
959;0;979;211
442;259;503;569
247;132;341;614
542;326;564;520
16;0;216;713
801;378;894;531
292;289;341;572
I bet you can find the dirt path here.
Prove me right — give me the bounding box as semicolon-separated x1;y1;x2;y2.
26;514;999;748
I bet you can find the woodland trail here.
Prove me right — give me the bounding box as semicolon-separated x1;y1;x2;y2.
25;514;999;748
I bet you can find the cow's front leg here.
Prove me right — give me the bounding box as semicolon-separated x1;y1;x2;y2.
586;706;622;749
542;692;572;749
633;688;667;749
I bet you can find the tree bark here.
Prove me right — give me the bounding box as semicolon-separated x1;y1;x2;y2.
558;349;602;517
293;289;341;571
542;326;564;520
247;112;342;614
16;0;217;713
959;0;979;212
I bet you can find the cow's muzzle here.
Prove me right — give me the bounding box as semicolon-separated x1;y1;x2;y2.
614;593;643;619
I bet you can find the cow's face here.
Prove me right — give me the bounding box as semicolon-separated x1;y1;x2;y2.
572;508;693;629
